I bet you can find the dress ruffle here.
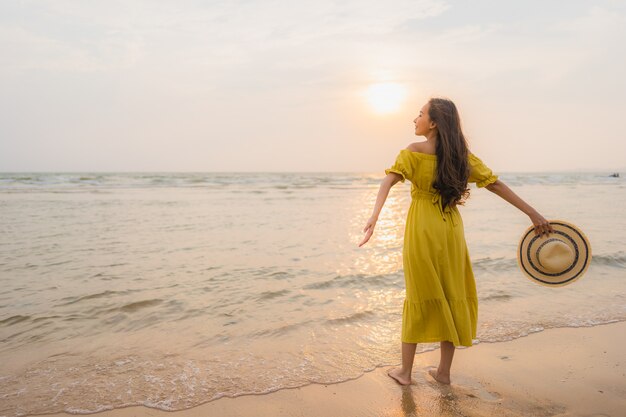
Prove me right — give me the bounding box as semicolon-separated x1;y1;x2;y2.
385;167;407;183
402;297;478;347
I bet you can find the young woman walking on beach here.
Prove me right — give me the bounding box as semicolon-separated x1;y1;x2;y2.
359;97;554;385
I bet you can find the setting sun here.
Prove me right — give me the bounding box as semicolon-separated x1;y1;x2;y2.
365;82;407;114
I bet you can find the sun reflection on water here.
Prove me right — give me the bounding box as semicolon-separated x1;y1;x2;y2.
349;185;411;276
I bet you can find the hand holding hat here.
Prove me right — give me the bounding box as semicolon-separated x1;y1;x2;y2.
528;210;555;237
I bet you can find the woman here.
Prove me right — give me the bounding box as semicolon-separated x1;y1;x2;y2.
359;97;554;386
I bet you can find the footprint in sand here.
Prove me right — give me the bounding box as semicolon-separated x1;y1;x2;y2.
423;368;502;403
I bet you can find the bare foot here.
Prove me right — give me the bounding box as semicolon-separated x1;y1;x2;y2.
387;367;412;385
428;368;451;384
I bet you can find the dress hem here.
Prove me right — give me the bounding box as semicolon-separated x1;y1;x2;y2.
400;336;475;348
402;297;478;348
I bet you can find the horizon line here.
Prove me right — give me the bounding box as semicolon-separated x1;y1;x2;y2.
0;170;623;175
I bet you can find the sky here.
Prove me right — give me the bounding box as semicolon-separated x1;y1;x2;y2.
1;0;625;173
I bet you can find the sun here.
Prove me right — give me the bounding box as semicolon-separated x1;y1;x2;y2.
365;82;407;114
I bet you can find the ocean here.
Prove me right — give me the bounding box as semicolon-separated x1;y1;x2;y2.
0;171;624;415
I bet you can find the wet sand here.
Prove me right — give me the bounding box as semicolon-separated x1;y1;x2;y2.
45;321;625;417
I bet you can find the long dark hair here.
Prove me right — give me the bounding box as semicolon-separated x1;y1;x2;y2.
428;97;471;211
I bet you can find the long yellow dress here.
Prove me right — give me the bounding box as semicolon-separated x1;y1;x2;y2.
385;150;499;347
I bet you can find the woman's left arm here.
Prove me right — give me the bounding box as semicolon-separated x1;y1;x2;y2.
485;179;555;237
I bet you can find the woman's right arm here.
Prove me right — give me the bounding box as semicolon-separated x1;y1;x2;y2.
358;173;403;247
485;179;555;237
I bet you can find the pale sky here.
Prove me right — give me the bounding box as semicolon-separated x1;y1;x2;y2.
1;0;625;173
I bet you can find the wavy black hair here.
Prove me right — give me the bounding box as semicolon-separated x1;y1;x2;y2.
428;97;471;211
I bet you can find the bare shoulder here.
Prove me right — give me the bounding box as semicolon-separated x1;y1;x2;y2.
405;142;426;152
405;141;434;154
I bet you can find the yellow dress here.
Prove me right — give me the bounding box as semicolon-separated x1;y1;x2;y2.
385;150;499;347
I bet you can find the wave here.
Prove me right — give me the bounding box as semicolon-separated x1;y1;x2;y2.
303;273;403;290
325;309;376;325
250;319;316;338
117;299;164;313
0;314;31;326
472;251;626;271
0;171;621;192
471;256;518;272
55;290;133;307
256;289;291;301
591;252;626;268
476;318;626;344
3;318;623;417
480;290;514;302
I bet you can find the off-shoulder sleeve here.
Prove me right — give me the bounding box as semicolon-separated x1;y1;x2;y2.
384;149;416;183
468;153;499;188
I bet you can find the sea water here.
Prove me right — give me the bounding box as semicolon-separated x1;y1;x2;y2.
0;171;624;415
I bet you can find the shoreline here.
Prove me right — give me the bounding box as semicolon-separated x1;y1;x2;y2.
41;321;626;417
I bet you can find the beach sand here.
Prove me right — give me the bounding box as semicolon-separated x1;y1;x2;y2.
46;321;625;417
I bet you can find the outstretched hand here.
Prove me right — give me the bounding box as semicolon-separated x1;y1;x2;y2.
359;216;377;247
529;210;555;237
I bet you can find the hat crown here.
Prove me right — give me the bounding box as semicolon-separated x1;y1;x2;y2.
537;239;574;272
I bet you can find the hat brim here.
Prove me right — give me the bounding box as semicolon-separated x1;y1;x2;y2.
517;220;592;287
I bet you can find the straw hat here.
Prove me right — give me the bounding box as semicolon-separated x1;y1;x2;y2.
517;220;592;287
